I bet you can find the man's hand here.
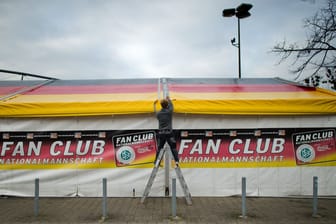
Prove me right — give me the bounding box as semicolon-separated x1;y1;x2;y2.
166;96;176;101
153;99;158;113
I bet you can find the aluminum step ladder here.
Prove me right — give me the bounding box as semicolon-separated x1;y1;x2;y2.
141;147;192;205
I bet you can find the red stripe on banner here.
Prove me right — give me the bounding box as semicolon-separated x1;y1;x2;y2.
169;84;314;93
1;83;315;95
23;84;158;95
0;86;28;95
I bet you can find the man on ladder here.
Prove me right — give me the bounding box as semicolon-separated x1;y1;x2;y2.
141;96;192;205
153;96;179;167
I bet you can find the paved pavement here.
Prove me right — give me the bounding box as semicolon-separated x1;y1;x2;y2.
1;196;335;224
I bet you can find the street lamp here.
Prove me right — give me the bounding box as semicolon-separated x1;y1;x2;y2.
223;3;253;79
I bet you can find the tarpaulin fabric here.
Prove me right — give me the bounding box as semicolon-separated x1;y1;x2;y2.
0;79;158;117
168;78;336;115
0;115;335;196
1;167;335;197
1;78;335;198
0;78;335;117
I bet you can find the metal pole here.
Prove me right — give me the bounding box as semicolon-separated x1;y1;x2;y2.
312;176;318;217
102;178;107;219
162;78;169;98
164;144;170;196
0;68;58;80
34;178;39;216
172;178;177;218
237;18;241;79
162;78;170;197
241;177;247;218
0;79;55;101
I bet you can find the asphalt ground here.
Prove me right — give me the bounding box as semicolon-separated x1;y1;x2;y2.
1;196;335;224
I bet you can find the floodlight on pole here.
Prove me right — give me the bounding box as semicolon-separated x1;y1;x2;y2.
223;3;253;79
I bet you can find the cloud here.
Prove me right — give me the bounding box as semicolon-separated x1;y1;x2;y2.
0;0;326;80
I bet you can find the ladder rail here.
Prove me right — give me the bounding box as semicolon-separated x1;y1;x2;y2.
175;166;192;205
140;148;165;203
140;166;159;202
141;147;192;205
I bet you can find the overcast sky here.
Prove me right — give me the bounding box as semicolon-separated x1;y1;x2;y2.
0;0;325;80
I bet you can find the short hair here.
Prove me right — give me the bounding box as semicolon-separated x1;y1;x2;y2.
160;99;169;108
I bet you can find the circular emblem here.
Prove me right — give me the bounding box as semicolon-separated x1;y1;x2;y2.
116;146;135;164
296;144;315;163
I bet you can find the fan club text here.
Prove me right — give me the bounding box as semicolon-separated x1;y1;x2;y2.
0;137;285;158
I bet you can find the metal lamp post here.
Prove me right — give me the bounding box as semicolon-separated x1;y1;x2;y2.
223;3;253;79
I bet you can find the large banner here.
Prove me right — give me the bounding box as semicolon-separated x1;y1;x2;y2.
178;128;335;168
0;128;335;169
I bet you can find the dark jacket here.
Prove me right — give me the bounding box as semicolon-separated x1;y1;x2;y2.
156;99;173;131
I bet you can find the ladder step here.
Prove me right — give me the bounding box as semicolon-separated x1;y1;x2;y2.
141;148;166;204
141;147;192;205
141;166;159;203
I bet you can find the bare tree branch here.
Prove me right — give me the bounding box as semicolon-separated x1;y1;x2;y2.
271;0;336;83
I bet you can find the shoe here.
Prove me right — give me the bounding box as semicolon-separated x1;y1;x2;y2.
175;162;179;168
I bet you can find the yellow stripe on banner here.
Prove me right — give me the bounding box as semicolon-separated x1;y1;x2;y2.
0;161;154;169
0;100;155;117
172;99;336;115
8;160;336;169
180;161;297;168
179;160;336;168
170;92;336;115
170;91;336;100
1;91;335;117
0;93;158;117
7;91;334;103
0;159;335;169
5;93;157;102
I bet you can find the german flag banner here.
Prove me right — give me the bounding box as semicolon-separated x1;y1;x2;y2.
0;79;158;117
0;128;335;169
1;78;336;117
168;78;336;115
